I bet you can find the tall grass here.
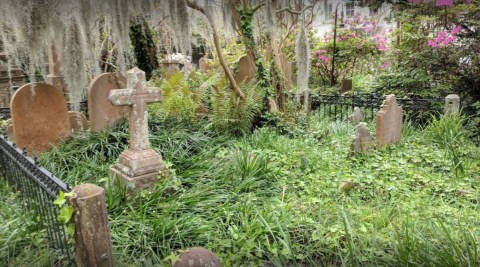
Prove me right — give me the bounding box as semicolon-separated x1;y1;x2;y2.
2;109;479;266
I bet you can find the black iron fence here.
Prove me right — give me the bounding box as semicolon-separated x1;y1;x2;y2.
0;135;74;266
310;93;444;124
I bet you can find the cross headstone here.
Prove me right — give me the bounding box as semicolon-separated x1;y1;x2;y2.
351;123;372;154
376;95;403;149
109;67;168;191
349;107;365;125
11;83;71;154
87;73;128;132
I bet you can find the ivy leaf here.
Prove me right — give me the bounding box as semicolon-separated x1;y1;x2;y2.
58;205;74;224
53;191;66;206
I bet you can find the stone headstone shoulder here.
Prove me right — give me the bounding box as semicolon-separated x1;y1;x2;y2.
87;72;128;132
445;94;460;115
11;83;71;154
375;95;403;149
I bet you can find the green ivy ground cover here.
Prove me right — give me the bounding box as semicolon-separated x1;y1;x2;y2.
2;113;479;266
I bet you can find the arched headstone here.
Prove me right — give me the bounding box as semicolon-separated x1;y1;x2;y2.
11;83;70;154
87;73;128;132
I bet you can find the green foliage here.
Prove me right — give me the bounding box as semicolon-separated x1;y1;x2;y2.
3;109;480;266
425;114;469;179
209;82;263;135
148;71;213;123
129;18;158;80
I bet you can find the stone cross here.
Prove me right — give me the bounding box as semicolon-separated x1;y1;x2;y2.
109;67;162;151
108;67;167;192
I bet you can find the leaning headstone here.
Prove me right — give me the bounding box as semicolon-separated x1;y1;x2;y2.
351;123;372;154
349;107;365;125
173;247;221;267
445;94;460;115
68;111;88;134
234;55;255;85
109;67;169;192
376;95;403;149
11;83;70;154
87;73;128;132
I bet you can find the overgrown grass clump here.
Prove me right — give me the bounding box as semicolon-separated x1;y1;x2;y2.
2;112;480;266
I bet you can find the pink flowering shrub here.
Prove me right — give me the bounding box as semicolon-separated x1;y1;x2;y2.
427;25;462;48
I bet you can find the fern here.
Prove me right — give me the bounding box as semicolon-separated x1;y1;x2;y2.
209;81;263;135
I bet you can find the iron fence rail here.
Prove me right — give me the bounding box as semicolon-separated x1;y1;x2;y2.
0;135;74;266
309;93;444;124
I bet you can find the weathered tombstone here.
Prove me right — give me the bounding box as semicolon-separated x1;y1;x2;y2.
445;94;460;115
340;79;352;94
234;55;255;85
87;73;128;132
198;56;210;73
351;123;372;154
162;59;181;77
11;83;71;154
183;62;194;74
279;53;293;89
68;111;88;134
376;95;403;149
109;67;168;191
173;247;221;267
349;107;365;125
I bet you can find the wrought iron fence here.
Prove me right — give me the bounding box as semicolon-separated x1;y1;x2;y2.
310;93;444;124
0;135;74;266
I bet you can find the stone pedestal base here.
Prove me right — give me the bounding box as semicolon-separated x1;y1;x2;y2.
109;148;168;191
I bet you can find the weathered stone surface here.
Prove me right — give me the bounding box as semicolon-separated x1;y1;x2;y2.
162;59;181;77
339;181;357;192
109;67;168;191
445;94;460;115
87;73;128;132
341;79;352;93
173;247;221;267
198;56;210;73
71;184;114;267
351;123;372;154
376;95;403;149
68;111;88;134
46;43;69;100
234;55;255;85
0;53;25;108
11;83;70;154
349;107;365;125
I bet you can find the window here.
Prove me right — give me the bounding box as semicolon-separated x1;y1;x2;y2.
346;3;354;17
326;3;333;20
